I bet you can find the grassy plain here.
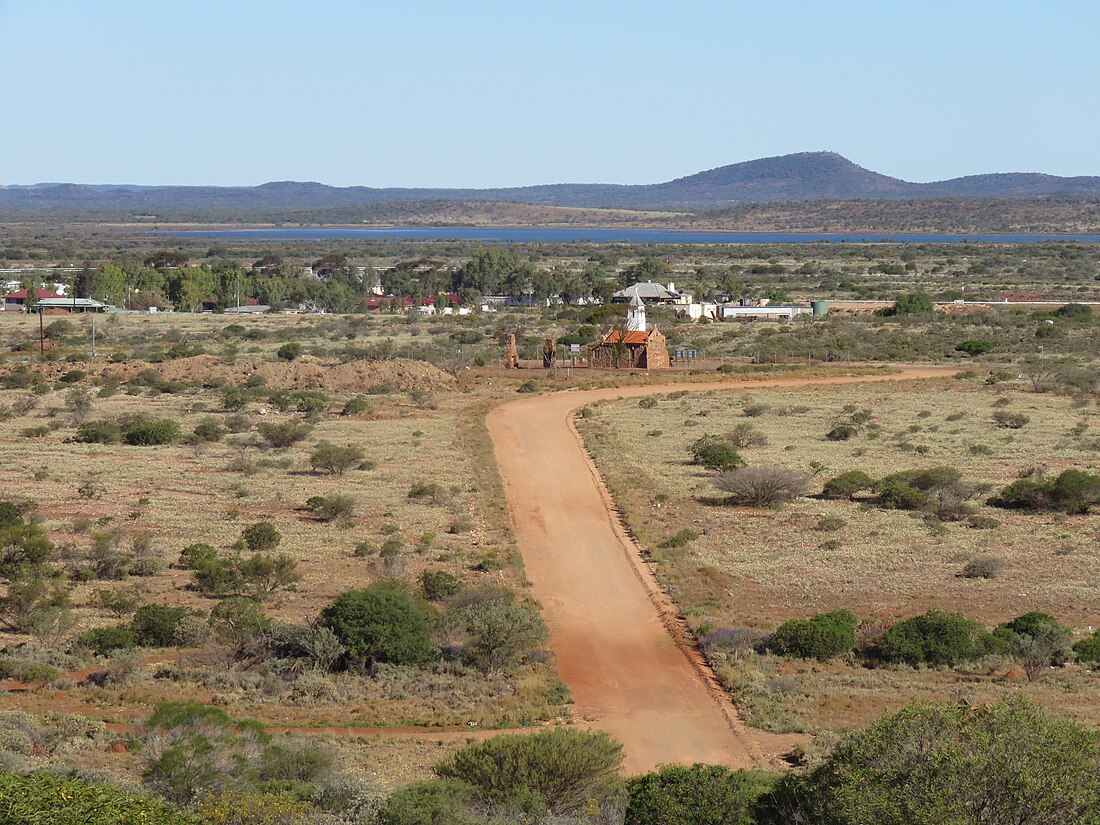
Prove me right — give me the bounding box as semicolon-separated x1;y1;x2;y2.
578;376;1100;736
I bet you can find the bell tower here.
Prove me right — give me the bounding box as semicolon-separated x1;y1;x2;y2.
626;291;647;332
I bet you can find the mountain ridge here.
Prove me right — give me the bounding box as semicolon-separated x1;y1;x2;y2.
3;152;1100;215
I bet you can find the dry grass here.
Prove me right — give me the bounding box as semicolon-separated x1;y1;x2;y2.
579;377;1100;733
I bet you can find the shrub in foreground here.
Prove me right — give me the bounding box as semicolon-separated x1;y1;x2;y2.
434;728;624;817
626;764;778;825
0;771;196;825
763;698;1100;825
821;470;874;499
689;435;743;471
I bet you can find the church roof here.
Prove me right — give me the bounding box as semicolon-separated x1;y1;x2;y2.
593;330;652;346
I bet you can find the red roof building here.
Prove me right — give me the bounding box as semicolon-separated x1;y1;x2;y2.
3;289;64;311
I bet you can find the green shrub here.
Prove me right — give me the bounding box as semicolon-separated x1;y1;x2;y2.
1073;631;1100;664
821;470;875;499
241;521;281;552
768;610;856;660
221;387;251;411
192;418;225;442
434;728;623;817
74;419;122;444
638;397;658;409
178;543;218;569
319;586;436;668
891;291;933;315
309;442;366;475
825;424;857;441
17;663;60;683
379;779;474;825
256;420;313;448
875;610;990;667
875;479;929;510
956;339;994;356
990;469;1100;514
461;598;548;673
131;604;192;647
342;395;371;415
765;698;1100;825
305;494;356;522
657;528;699;549
0;771;196;825
420;570;462;601
276;342;302;361
626;764;778;825
122;417;181;446
78;625;137;656
689;435;743;471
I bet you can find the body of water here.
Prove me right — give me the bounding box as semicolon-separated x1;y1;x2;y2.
151;226;1100;244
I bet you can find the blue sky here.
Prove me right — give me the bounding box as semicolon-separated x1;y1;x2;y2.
1;0;1097;187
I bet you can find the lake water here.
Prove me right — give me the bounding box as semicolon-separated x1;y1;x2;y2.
151;227;1100;244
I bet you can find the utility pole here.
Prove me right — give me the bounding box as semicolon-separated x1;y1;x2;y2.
91;311;96;357
38;307;44;355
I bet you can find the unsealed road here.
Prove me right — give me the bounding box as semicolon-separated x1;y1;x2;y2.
487;366;957;773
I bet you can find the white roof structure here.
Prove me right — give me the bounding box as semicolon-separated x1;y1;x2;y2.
612;282;679;302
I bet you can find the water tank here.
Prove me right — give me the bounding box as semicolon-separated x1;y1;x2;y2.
811;300;829;317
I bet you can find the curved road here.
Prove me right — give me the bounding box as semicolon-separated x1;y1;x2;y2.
487;366;957;773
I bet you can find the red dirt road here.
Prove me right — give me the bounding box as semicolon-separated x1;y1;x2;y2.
487;366;958;773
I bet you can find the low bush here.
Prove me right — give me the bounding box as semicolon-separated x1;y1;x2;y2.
958;556;1005;579
626;763;778;825
276;342;302;361
342;395;371;415
993;410;1030;429
0;772;196;825
131;604;193;647
956;338;994;356
657;528;698;549
825;424;857;441
256;420;313;448
815;515;846;532
434;728;623;817
309;442;365;475
240;521;281;552
821;470;874;499
192;418;225;442
768;610;856;660
728;422;768;448
77;625;137;656
178;543;218;569
875;610;991;667
420;570;462;601
715;466;810;506
766;698;1100;825
319;586;436;668
305;494;356;522
121;417;181;446
689;435;743;472
990;469;1100;514
1073;631;1100;664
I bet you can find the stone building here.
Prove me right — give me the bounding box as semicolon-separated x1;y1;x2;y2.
587;293;670;369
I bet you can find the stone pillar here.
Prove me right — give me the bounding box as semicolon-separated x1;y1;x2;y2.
503;333;520;369
542;337;556;368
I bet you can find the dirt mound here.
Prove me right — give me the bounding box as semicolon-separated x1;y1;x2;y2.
13;356;455;392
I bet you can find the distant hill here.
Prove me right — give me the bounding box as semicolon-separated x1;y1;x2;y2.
3;152;1100;219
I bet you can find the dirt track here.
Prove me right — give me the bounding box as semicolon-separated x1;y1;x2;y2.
487;366;958;773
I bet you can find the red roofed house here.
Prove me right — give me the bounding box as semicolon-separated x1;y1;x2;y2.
587;293;670;369
3;288;63;312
